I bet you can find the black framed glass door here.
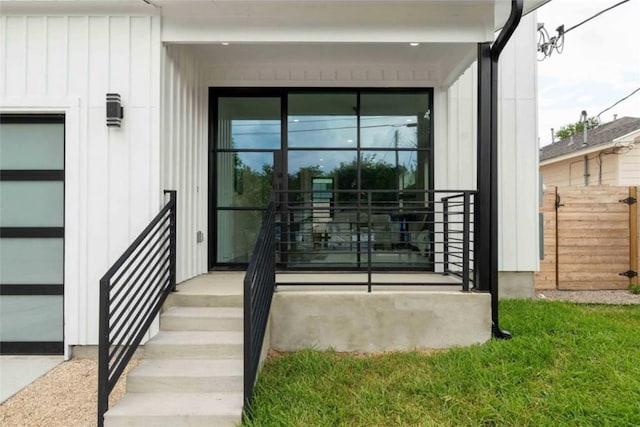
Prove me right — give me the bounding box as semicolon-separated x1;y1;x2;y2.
211;95;282;265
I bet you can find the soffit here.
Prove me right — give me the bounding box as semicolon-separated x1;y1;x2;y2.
188;42;476;87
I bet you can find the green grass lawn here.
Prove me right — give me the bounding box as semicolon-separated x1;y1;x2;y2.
244;300;640;426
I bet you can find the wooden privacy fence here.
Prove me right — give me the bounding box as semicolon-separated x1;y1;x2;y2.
536;186;639;290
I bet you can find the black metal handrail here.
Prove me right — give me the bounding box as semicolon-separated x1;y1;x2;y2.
97;190;177;427
274;189;476;291
441;192;475;291
243;195;277;417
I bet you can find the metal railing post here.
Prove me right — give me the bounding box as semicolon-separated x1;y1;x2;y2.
165;190;177;292
243;273;252;407
367;192;372;293
443;199;449;274
97;279;109;427
462;192;470;292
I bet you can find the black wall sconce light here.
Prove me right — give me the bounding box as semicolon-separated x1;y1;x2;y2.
106;93;124;127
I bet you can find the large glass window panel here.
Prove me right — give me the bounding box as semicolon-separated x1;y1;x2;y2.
218;97;281;149
359;151;425;190
0;123;64;169
0;182;64;227
288;150;357;203
0;238;63;284
288;93;357;148
216;210;265;263
0;296;63;341
360;93;430;149
217;152;273;208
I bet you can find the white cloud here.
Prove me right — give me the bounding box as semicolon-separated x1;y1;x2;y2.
537;0;640;145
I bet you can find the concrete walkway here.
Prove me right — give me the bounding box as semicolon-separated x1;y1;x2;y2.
0;356;63;403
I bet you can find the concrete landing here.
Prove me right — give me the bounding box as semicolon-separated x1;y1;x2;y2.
277;272;462;285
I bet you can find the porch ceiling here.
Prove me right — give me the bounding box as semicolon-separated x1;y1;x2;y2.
188;42;475;86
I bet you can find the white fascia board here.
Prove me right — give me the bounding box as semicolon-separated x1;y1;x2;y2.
539;142;617;166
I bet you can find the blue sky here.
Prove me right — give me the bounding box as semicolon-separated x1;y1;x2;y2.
537;0;640;146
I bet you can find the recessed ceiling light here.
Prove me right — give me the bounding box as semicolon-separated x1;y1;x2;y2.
409;42;420;47
221;42;230;46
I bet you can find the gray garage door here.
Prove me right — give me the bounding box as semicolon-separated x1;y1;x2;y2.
0;114;64;354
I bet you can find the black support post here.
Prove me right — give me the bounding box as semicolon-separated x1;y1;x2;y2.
477;0;523;339
476;42;492;294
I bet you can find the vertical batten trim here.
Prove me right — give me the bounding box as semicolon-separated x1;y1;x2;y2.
22;16;27;95
1;16;6;96
43;16;51;94
64;16;70;97
79;16;90;343
127;15;134;242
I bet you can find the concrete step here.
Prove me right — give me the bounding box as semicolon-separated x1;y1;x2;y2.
169;292;243;308
104;392;243;427
127;359;243;393
144;331;243;359
160;306;243;332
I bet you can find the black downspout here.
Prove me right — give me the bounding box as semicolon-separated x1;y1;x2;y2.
477;0;523;339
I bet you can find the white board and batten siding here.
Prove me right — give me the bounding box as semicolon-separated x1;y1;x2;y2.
161;45;209;283
497;12;539;273
440;13;540;273
0;14;162;348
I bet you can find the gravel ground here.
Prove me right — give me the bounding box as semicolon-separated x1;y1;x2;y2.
0;358;138;427
537;289;640;304
1;290;638;426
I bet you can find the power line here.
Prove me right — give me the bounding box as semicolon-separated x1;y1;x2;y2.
596;87;640;121
231;116;393;127
564;0;630;34
232;123;417;136
537;0;631;60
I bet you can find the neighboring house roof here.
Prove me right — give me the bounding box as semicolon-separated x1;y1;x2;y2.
540;116;640;162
